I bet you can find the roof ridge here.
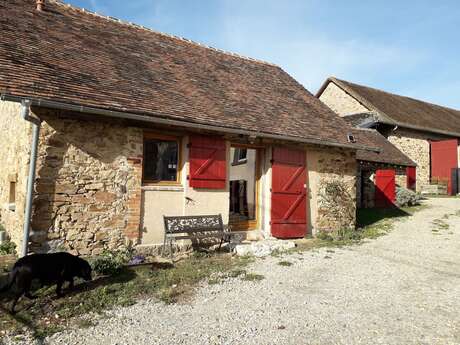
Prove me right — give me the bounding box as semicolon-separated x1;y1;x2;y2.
352;127;378;133
52;0;278;67
333;77;460;114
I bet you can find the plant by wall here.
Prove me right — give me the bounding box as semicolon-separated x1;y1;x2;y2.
396;186;422;207
0;241;16;256
91;246;134;276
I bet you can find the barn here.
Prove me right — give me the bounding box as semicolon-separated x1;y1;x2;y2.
317;77;460;196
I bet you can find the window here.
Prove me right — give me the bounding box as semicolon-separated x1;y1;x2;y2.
8;181;16;211
232;148;247;165
143;136;180;184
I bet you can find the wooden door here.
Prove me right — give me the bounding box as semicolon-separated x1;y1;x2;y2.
431;139;458;195
271;147;307;238
375;169;396;208
406;166;416;191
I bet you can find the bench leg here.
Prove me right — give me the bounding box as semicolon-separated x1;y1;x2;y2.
218;236;224;251
162;234;167;257
170;238;174;261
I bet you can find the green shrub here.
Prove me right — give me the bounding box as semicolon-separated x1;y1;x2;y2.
91;248;133;276
0;240;16;255
396;187;421;207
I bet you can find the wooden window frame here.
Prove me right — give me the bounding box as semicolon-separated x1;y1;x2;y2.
142;132;182;186
232;147;248;166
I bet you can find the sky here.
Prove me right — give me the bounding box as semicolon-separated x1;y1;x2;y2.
67;0;460;109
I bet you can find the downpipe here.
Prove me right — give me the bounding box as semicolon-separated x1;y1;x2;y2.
20;100;41;257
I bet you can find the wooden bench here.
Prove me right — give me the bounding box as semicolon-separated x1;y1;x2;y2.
163;214;231;259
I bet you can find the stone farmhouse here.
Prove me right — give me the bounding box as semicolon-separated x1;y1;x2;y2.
317;77;460;196
0;0;378;255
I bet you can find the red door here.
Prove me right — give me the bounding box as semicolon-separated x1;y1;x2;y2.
431;139;458;195
271;147;307;238
375;170;395;208
406;166;416;191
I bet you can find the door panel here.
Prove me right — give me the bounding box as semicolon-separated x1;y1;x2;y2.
375;169;396;208
271;147;307;238
406;166;416;191
189;135;226;189
431;139;458;195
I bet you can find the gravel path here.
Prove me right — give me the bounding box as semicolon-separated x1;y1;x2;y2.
10;198;460;344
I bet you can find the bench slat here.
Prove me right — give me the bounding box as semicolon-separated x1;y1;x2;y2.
164;214;224;234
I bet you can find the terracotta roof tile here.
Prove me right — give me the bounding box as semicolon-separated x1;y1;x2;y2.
351;128;416;167
324;78;460;137
0;0;371;149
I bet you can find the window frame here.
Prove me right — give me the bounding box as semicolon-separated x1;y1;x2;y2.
142;132;182;186
232;147;248;166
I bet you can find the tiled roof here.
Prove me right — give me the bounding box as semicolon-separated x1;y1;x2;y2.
351;128;416;167
319;77;460;137
0;0;373;149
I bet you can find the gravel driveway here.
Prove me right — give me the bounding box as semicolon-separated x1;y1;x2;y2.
17;198;460;344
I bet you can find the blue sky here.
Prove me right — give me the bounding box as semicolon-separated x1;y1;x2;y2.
68;0;460;109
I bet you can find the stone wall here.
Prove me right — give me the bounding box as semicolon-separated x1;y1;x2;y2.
386;128;449;193
30;109;143;255
318;82;369;116
307;147;357;233
361;170;375;208
0;101;32;247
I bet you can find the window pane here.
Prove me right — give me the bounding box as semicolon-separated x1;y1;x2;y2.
238;148;247;161
143;139;178;182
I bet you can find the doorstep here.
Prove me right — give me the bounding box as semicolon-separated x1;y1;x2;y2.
234;239;295;257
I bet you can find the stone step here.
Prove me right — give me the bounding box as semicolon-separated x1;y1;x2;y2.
234;239;295;257
421;184;448;195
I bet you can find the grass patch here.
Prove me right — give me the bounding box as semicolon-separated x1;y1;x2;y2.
241;273;264;282
292;204;427;252
278;261;293;267
0;253;253;339
356;205;425;228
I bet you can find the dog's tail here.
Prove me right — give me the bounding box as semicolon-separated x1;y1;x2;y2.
0;269;17;293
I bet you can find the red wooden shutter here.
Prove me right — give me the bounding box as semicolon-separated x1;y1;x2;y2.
189;135;226;189
406;166;416;191
375;169;396;208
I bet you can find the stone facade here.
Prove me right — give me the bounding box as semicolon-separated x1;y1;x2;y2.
307;147;357;232
0;104;360;253
361;170;375;208
0;101;32;246
386;128;449;193
318;82;369;116
30;109;143;255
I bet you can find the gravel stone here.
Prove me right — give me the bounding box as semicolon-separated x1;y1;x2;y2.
5;198;460;345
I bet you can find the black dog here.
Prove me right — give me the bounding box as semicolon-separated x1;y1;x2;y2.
0;252;92;313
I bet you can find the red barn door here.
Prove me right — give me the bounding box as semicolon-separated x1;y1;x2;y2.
431;139;458;195
406;166;416;191
375;170;395;208
271;147;307;238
